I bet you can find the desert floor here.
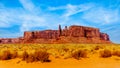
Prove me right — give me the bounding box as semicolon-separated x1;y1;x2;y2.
0;54;120;68
0;44;120;68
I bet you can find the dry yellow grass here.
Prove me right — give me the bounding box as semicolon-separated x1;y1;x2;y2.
0;44;120;62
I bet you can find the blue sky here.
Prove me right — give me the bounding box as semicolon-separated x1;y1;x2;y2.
0;0;120;43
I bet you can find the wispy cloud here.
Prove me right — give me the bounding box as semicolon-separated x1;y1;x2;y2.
48;3;94;17
63;3;94;17
0;8;21;27
19;0;36;12
48;3;94;27
0;0;63;34
0;0;43;32
82;7;120;24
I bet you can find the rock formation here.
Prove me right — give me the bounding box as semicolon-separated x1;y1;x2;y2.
23;25;111;44
0;25;111;44
0;37;23;44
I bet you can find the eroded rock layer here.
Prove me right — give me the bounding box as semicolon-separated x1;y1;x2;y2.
23;25;111;44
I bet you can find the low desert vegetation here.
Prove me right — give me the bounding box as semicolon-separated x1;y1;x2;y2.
112;50;120;57
0;44;120;62
100;49;112;58
0;50;18;60
72;49;87;60
22;50;50;63
22;51;29;61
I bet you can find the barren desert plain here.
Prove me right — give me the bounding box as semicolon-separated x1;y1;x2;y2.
0;44;120;68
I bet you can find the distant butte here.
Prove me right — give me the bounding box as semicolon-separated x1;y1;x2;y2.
0;25;111;44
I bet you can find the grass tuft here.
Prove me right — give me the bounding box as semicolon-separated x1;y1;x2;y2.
100;49;112;58
22;51;29;61
22;50;50;63
112;50;120;57
72;50;87;60
0;50;18;60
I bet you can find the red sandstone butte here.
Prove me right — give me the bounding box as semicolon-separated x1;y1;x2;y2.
23;25;111;44
0;25;111;44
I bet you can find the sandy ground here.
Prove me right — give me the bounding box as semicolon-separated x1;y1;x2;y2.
0;55;120;68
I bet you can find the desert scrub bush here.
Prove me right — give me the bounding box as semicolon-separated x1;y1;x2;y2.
26;53;35;63
100;49;112;58
0;50;18;60
63;48;69;52
94;46;100;50
112;50;120;57
11;51;18;59
22;51;29;61
33;50;50;62
22;50;50;63
72;49;87;60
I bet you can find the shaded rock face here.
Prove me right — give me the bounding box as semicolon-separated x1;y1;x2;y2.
24;30;59;40
23;25;111;44
100;33;110;41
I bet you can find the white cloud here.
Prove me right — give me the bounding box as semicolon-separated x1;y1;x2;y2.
48;3;95;27
63;4;94;17
48;3;94;17
0;0;62;34
82;7;119;24
20;15;46;32
0;2;95;32
0;8;21;27
0;0;49;33
19;0;36;12
49;3;120;25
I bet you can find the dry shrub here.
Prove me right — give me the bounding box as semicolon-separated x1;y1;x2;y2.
63;48;69;52
94;46;100;50
22;50;50;63
22;51;29;61
33;50;50;62
11;51;18;59
72;50;87;60
26;53;35;63
0;50;18;60
112;50;120;57
100;49;112;58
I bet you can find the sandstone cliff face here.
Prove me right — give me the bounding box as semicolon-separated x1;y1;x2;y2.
100;33;110;41
0;25;111;44
0;37;23;44
23;25;111;44
24;30;59;40
66;25;100;38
